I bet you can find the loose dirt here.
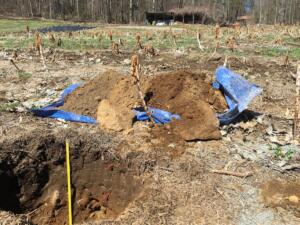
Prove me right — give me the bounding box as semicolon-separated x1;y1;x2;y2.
145;70;227;140
61;70;124;118
62;69;227;140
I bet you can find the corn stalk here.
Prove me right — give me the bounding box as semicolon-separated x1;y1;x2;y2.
35;34;49;73
131;55;155;124
108;30;113;42
112;42;120;54
294;62;300;140
26;24;30;38
169;27;178;49
136;34;143;49
144;44;155;56
215;23;221;49
196;31;204;51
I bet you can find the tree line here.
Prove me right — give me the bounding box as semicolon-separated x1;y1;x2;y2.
0;0;299;24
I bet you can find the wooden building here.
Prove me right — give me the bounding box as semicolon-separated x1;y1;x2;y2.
146;6;214;25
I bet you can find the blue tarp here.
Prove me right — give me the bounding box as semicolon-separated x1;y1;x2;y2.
31;84;97;124
32;67;262;125
31;84;180;124
37;25;95;33
134;107;181;124
213;66;263;124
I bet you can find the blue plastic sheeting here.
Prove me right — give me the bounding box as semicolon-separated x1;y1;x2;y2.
37;25;95;33
31;84;179;125
214;66;263;124
134;107;181;124
31;84;97;124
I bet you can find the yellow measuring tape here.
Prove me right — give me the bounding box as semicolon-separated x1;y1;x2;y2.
66;140;73;225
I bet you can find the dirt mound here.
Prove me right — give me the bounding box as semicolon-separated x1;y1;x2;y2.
62;70;227;140
145;70;227;140
61;70;124;118
145;70;227;113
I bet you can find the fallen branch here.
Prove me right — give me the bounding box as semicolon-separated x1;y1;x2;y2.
286;42;300;47
211;169;253;178
9;59;21;72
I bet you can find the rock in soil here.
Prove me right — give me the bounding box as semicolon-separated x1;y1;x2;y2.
97;99;135;131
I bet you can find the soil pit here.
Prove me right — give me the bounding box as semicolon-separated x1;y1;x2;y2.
0;130;144;225
61;70;228;141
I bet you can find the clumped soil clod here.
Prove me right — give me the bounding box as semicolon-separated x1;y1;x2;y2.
62;70;228;140
0;130;144;225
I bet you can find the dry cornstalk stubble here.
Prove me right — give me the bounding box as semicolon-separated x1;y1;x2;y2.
169;27;178;49
112;42;120;54
136;33;143;49
130;55;155;124
196;30;204;51
215;23;221;50
294;62;300;140
35;33;49;73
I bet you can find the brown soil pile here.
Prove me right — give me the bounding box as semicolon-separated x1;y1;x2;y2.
61;70;124;118
145;70;227;140
145;70;226;113
62;70;227;140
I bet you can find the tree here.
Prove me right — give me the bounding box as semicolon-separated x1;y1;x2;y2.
130;0;134;24
0;0;299;24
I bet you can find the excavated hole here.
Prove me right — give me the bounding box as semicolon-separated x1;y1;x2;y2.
0;130;145;225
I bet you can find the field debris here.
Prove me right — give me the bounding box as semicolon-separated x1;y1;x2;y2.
294;62;300;140
211;169;253;178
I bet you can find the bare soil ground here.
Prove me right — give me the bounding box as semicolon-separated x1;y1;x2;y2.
0;23;300;225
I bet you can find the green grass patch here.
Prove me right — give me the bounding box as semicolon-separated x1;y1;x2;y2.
268;144;295;161
260;47;300;59
0;19;67;33
18;70;32;79
0;102;18;112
